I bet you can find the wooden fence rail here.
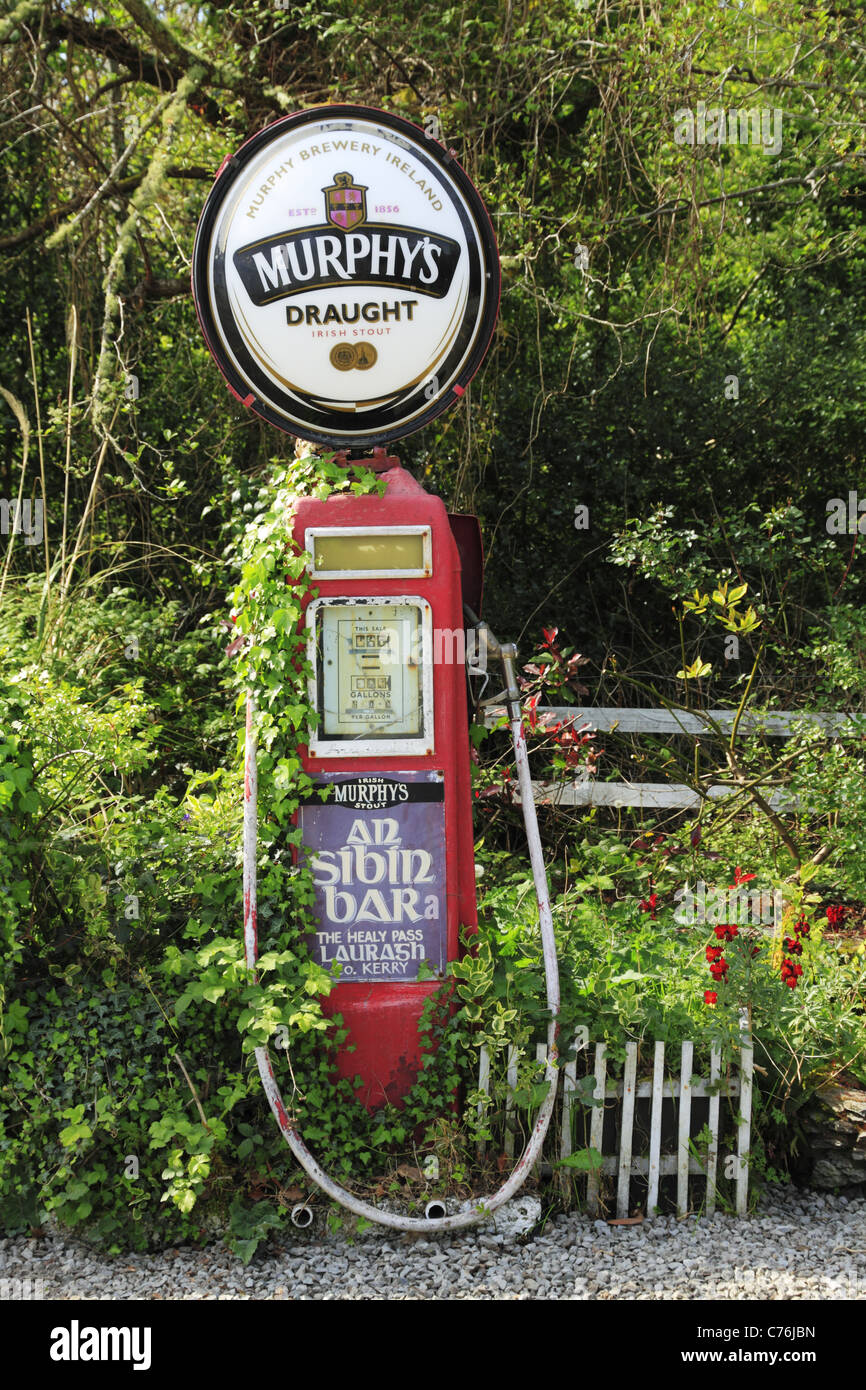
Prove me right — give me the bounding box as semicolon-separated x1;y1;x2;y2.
482;705;859;810
485;706;855;737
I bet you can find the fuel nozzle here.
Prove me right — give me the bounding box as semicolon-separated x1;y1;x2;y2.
463;604;522;719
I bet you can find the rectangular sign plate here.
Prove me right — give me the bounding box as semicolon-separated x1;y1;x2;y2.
306;526;432;578
299;771;447;983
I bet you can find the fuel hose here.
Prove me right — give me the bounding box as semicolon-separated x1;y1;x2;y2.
242;621;560;1231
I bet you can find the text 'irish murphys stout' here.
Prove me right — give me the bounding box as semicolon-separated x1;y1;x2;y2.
191;108;500;446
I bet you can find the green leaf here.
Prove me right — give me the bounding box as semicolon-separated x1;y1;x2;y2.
558;1147;604;1172
59;1122;93;1147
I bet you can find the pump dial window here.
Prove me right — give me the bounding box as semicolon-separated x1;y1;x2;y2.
318;603;425;740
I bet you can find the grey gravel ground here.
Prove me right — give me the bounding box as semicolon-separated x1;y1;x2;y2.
1;1186;863;1300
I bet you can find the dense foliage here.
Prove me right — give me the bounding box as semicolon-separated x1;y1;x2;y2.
1;0;865;1251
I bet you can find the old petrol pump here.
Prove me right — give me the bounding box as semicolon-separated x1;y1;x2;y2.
192;105;560;1229
291;467;478;1109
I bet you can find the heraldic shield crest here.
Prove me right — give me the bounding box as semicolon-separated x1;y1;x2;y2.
324;172;368;230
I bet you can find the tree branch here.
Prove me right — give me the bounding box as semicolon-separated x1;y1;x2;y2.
0;166;212;253
53;15;179;94
47;85;178;249
690;64;866;102
118;0;209;75
0;0;44;44
720;265;771;340
117;0;292;111
123;276;191;307
617;159;854;228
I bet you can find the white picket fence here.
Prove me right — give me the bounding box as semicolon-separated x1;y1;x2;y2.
476;1031;754;1218
483;705;856;809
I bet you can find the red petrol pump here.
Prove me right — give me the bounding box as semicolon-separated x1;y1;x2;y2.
292;462;478;1108
193;103;561;1228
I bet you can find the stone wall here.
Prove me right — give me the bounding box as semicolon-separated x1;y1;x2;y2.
799;1076;866;1189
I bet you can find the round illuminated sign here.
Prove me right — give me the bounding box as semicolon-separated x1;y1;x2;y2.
192;105;500;448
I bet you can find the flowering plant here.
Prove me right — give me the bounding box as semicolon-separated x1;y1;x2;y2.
699;869;814;1011
471;626;600;807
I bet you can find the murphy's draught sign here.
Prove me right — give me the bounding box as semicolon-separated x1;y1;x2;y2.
192;106;500;446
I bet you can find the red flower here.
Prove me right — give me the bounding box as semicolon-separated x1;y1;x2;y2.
826;905;848;929
706;945;723;962
783;936;803;956
704;990;718;1005
709;959;728;980
639;893;659;919
784;976;798;988
714;924;738;941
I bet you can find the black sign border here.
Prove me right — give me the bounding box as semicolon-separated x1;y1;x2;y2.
191;104;501;448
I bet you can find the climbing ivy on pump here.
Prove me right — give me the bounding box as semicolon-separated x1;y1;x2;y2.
186;453;387;1064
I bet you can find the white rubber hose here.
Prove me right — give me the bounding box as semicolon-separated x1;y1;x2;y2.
242;641;560;1231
